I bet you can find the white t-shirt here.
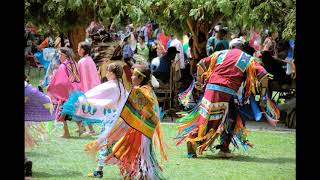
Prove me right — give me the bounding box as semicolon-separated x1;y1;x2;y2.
170;38;185;69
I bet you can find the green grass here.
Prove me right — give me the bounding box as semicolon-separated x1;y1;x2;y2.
26;122;295;180
25;67;295;180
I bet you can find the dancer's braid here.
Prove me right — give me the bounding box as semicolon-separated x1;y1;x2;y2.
108;62;124;102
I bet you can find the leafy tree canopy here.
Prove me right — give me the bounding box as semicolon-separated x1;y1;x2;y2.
25;0;295;39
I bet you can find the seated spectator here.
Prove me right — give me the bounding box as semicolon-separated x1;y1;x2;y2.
151;46;179;84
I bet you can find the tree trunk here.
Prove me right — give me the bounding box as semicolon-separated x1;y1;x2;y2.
67;26;86;61
187;14;224;61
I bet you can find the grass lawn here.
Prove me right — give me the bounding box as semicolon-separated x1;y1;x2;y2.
25;67;295;180
26;122;295;180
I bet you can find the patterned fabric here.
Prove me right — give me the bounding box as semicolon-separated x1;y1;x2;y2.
120;86;159;139
86;85;167;179
65;60;81;83
123;44;134;59
61;80;128;125
178;79;195;109
176;48;279;155
25;81;55;150
235;52;252;72
41;48;60;87
47;60;81;103
205;84;237;96
25;82;55;121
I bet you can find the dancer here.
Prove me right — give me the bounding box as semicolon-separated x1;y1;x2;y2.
60;62;127;126
57;62;129;178
47;47;81;138
85;65;167;179
25;78;55;177
77;41;101;135
176;38;280;158
98;44;133;91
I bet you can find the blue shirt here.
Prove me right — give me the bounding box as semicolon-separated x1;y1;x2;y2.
206;36;216;56
287;39;294;59
123;44;134;59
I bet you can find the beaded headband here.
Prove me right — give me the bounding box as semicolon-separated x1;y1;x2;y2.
134;68;146;78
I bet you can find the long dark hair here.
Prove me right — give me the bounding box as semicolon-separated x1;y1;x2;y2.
59;47;80;83
107;62;124;102
78;41;91;56
59;32;65;47
59;47;74;61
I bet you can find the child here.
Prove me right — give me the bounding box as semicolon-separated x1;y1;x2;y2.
77;41;101;136
71;62;127;178
85;65;167;179
47;47;81;138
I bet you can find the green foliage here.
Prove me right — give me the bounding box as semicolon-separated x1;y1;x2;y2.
25;0;296;40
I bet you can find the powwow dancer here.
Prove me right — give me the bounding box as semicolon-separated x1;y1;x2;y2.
47;47;81;138
25;80;55;177
59;62;128;178
77;41;101;135
85;20;132;89
176;38;280;158
85;65;167;180
40;47;60;87
98;44;133;91
60;62;127;127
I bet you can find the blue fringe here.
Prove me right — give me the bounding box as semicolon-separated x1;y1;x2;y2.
61;91;85;116
71;115;103;125
61;91;104;124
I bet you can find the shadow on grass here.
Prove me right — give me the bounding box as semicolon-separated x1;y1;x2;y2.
33;170;83;178
33;170;123;179
197;154;295;164
25;151;49;158
63;136;96;140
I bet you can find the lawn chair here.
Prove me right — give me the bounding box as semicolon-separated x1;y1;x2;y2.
25;54;44;77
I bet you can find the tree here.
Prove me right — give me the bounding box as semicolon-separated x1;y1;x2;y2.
25;0;146;59
26;0;296;60
25;0;98;59
139;0;296;59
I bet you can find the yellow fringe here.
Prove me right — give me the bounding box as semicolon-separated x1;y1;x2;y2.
84;140;100;158
245;59;257;99
203;53;218;83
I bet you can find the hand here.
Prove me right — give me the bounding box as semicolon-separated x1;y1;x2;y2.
195;82;203;91
291;71;296;79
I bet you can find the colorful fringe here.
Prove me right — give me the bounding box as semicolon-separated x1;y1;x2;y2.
262;95;280;127
176;51;281;156
178;79;195;109
176;109;200;145
60;91;84;118
85;85;167;180
25;122;49;150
